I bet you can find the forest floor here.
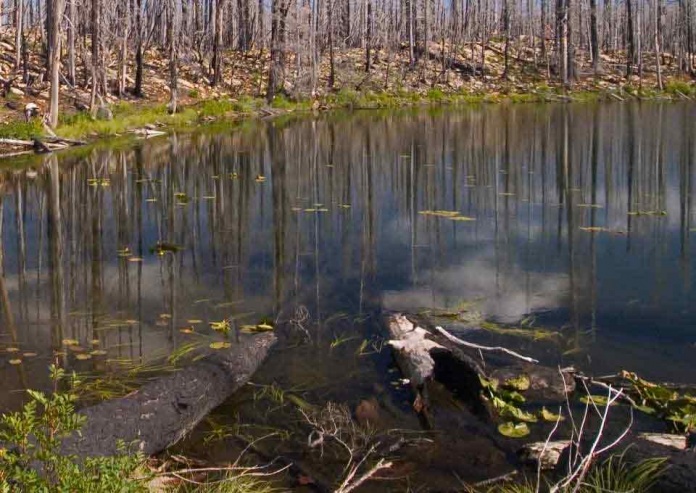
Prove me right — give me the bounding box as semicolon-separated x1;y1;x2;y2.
0;28;695;147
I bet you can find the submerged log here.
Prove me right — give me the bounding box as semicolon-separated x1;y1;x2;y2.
61;332;276;458
384;313;574;419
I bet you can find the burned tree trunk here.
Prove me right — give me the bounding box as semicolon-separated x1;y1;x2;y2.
61;332;276;458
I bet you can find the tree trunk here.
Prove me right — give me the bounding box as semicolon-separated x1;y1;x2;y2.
655;0;663;89
590;0;598;72
168;0;178;113
47;0;65;128
266;0;289;101
89;0;101;114
211;0;224;85
67;0;75;85
503;0;510;78
15;0;23;71
135;0;144;97
366;0;372;71
626;0;635;76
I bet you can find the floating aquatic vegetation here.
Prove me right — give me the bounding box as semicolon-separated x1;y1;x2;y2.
87;178;110;187
179;327;195;334
330;334;359;349
90;350;107;356
150;242;183;256
240;323;274;334
75;354;92;361
502;374;531;391
209;342;232;350
187;319;203;324
479;321;560;341
255;175;266;183
174;192;190;205
229;172;238;179
209;320;231;334
5;347;19;353
540;407;565;422
579;226;627;234
449;216;476;221
628;210;668;216
498;421;530;438
117;247;132;257
145;198;157;203
480;375;546;435
619;371;696;431
8;359;22;366
577;203;604;208
62;339;79;347
419;210;460;217
580;394;614;407
22;352;37;358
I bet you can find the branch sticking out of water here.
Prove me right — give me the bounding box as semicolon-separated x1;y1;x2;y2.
433;325;539;364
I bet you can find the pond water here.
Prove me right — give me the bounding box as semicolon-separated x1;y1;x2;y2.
0;102;695;487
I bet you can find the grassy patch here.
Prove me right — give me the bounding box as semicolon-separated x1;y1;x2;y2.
0;119;44;140
664;79;695;97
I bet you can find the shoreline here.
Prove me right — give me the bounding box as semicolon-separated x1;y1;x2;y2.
0;82;694;157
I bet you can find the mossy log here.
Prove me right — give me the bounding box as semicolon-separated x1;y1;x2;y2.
61;332;276;458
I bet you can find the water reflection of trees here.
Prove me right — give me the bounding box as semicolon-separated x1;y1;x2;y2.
0;104;693;385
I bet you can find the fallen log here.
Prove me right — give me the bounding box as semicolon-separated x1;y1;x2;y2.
61;332;277;458
384;313;575;419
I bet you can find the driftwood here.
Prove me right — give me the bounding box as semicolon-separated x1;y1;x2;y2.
385;313;574;420
0;136;86;157
385;313;488;420
61;332;276;458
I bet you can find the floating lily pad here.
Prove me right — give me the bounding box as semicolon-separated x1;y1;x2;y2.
503;374;530;391
540;407;565;422
75;354;92;360
580;394;613;406
62;339;79;346
209;342;232;350
8;359;22;366
498;422;530;438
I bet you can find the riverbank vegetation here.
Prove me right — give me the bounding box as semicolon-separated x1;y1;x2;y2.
1;0;696;145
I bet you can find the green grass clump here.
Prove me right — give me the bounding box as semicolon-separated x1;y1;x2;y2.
664;80;695;97
197;98;236;117
0;119;44;140
426;88;447;102
484;454;666;493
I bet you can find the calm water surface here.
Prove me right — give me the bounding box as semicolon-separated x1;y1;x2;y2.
0;102;695;485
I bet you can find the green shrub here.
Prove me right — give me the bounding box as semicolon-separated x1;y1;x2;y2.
188;89;200;99
0;365;147;492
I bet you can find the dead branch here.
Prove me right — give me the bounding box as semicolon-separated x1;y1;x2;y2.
434;325;539;364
